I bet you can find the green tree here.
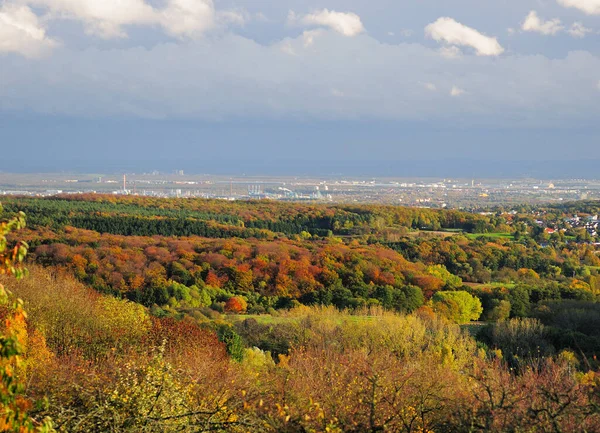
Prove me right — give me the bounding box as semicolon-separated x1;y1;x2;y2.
216;325;245;362
507;286;530;317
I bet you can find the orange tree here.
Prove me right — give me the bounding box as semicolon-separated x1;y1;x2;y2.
0;205;53;432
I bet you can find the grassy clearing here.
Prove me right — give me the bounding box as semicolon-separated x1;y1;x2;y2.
408;230;462;238
414;230;514;240
466;232;513;240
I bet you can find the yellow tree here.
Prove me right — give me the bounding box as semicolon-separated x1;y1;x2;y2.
0;206;53;432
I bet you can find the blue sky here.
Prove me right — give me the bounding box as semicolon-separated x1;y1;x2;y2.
1;0;599;175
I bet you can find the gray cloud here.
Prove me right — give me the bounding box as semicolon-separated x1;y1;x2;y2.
1;30;599;128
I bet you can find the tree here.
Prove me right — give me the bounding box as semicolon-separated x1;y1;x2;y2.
401;285;425;313
507;286;530;318
225;296;248;313
426;265;462;289
0;207;53;432
432;291;483;324
484;299;511;322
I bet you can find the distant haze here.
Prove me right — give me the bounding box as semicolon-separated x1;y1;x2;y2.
2;116;599;178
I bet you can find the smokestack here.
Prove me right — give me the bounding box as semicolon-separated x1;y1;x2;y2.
123;174;126;191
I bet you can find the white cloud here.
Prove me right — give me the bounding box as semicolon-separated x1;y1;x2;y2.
27;0;157;38
422;82;437;91
450;86;465;96
425;17;504;56
290;9;365;37
160;0;215;38
522;11;564;35
568;21;593;37
0;4;57;57
558;0;600;15
22;0;215;39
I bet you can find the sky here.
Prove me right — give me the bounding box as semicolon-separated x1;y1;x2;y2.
1;0;599;176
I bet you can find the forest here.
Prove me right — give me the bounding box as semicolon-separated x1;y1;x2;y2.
1;195;600;432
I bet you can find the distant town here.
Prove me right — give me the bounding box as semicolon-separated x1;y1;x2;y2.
1;171;599;209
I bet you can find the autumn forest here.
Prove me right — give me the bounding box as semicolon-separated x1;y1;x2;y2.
1;195;600;432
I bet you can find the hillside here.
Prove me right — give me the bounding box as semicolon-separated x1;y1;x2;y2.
0;196;599;432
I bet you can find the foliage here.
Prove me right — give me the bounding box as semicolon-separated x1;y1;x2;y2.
216;326;245;362
225;297;248;313
2;196;600;431
432;291;483;324
0;207;53;432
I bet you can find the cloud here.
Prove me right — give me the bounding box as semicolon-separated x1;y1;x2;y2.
450;86;465;96
568;21;593;37
1;29;600;128
421;82;437;91
522;11;564;35
279;40;296;56
216;9;249;27
425;17;504;56
22;0;215;39
160;0;215;38
0;4;57;57
26;0;157;38
557;0;600;15
303;30;321;47
439;45;462;58
290;9;365;37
